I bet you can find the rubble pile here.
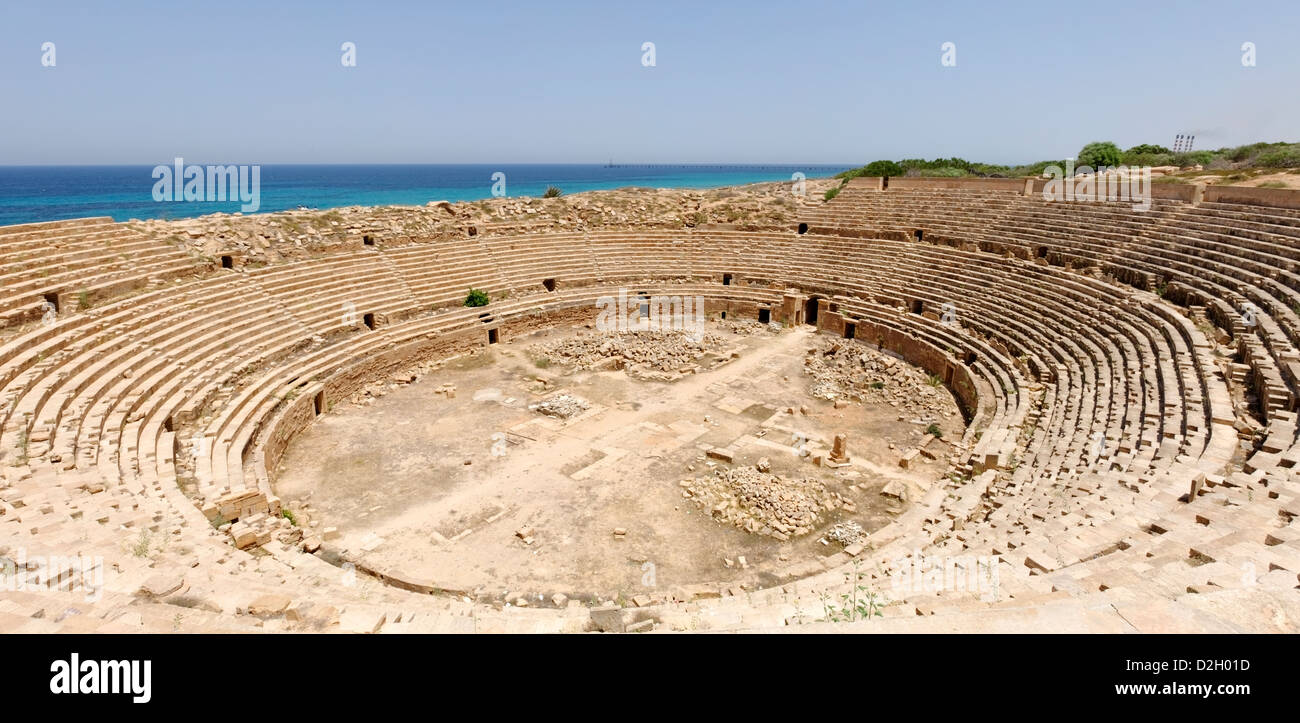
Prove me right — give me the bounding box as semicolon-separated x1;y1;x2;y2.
717;319;781;335
681;467;846;540
803;339;954;419
532;329;726;374
826;521;864;546
530;393;590;419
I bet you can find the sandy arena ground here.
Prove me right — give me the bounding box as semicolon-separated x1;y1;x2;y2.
273;323;964;605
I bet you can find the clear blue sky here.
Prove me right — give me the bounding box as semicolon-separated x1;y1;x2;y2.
1;0;1295;165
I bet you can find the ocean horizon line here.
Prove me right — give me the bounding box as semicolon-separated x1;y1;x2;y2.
0;163;853;226
0;162;857;169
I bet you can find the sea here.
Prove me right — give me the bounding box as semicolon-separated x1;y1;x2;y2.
0;164;853;227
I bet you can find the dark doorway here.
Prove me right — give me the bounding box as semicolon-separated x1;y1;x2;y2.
965;351;977;366
363;313;376;330
488;328;499;344
843;321;856;339
1036;246;1049;259
797;223;808;235
543;278;556;292
722;273;733;286
638;293;650;319
220;255;233;269
911;299;924;315
914;229;924;241
43;292;60;313
363;235;374;246
314;391;325;415
804;297;820;326
882;176;890;190
758;308;770;324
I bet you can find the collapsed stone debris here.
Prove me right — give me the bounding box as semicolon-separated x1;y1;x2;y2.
532;329;732;378
681;467;847;540
716;319;780;336
826;521;864;546
530;393;590;419
804;338;953;419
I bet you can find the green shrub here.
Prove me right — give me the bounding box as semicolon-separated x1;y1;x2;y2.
1007;160;1065;177
1120;151;1175;168
861;160;904;177
838;160;904;179
926;423;943;438
542;186;563;198
464;288;490;307
823;186;840;201
1076;141;1122;169
898;157;990;175
1227;141;1287;162
1125;144;1171;155
1170;150;1214;167
1256;148;1300;168
925;166;968;177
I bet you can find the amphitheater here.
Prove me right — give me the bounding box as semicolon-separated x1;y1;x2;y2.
2;176;1299;634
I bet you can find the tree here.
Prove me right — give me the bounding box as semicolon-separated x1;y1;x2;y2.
1076;141;1122;169
861;160;905;177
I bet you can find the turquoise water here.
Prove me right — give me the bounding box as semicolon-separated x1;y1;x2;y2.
0;164;852;226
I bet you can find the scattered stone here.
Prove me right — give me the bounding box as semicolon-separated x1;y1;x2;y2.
626;619;655;633
826;521;864;546
531;329;727;379
248;594;292;617
881;479;908;501
804;337;956;420
139;575;183;598
589;606;625;633
683;467;846;539
706;447;735;463
530;393;590;419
